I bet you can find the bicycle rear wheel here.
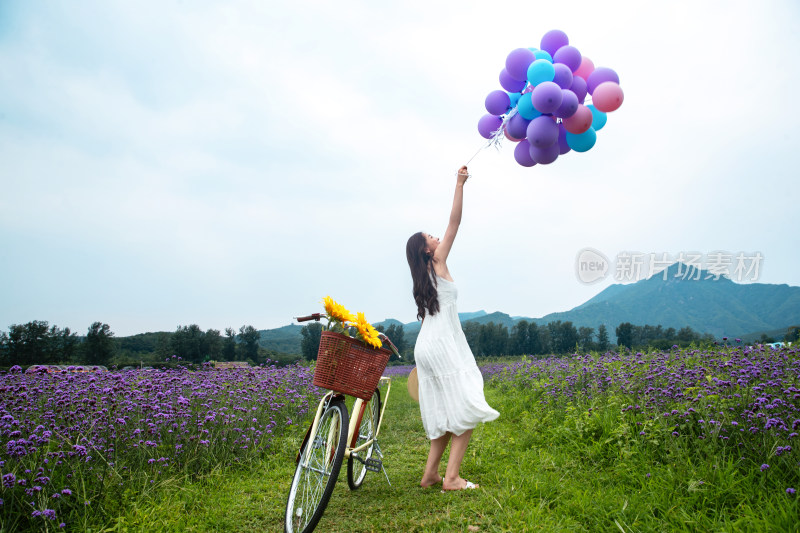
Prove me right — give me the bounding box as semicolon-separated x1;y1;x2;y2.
347;388;381;490
285;399;348;533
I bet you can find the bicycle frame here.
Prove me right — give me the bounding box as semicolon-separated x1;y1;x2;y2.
298;376;392;469
346;376;391;458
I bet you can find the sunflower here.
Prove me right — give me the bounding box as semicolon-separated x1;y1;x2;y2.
352;312;383;349
322;296;355;332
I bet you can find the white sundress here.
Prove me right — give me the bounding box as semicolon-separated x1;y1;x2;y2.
414;275;500;440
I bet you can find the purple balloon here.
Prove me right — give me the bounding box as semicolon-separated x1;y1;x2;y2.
477;114;502;139
554;89;579;118
587;67;620;94
506;113;531;139
514;139;537;167
557;123;571;155
570;75;588;103
526;116;559;148
553;45;582;72
540;29;569;57
531;81;563;114
529;143;559;165
485;90;511;115
505;48;536;82
499;68;526;93
552;63;574;90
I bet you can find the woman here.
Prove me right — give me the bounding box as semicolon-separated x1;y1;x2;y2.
405;165;500;491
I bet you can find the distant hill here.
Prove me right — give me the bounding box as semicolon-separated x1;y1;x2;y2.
257;263;800;352
373;318;405;328
535;263;800;339
258;324;304;354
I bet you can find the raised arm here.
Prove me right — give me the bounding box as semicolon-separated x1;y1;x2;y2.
433;166;469;266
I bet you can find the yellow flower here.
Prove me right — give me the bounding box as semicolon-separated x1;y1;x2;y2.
322;296;355;325
334;303;355;324
323;296;336;316
352;311;383;349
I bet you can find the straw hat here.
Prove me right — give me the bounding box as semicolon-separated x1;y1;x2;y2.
407;367;419;402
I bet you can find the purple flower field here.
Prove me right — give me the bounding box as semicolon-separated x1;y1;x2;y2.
0;362;319;531
381;365;415;377
3;346;797;529
486;345;800;493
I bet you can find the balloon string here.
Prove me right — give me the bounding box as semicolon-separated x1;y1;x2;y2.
464;141;490;166
464;108;517;168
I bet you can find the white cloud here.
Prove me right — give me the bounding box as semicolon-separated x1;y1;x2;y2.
1;0;798;336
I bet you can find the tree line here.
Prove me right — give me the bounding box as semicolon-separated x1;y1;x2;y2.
0;321;287;368
298;319;717;361
5;317;791;369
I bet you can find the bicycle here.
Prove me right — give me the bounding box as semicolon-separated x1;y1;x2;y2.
284;313;402;533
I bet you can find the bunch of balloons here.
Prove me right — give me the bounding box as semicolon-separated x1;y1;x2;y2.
477;29;624;167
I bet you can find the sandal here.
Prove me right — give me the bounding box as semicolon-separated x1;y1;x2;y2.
441;480;479;492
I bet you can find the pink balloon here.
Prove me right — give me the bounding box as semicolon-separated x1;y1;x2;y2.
562;104;593;134
573;56;594;80
592;82;624;112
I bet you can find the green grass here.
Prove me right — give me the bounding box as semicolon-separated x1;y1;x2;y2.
109;377;798;532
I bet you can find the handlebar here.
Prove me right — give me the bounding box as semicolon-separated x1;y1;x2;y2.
295;313;323;322
378;333;403;360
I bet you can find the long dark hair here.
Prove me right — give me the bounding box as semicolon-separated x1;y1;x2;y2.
406;232;439;320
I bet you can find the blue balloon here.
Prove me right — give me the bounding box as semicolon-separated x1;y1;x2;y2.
588;105;607;131
566;127;597;152
509;92;522;108
533;50;553;62
516;92;542;120
526;60;555;86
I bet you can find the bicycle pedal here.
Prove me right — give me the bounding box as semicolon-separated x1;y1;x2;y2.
364;458;382;472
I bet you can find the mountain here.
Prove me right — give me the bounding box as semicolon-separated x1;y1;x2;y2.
536;262;800;338
258;324;305;354
391;310;489;336
257;263;800;353
373;318;405;328
459;310;489;321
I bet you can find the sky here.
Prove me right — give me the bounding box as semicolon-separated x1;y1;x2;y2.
1;0;798;337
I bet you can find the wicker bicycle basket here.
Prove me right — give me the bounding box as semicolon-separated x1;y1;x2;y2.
314;330;391;400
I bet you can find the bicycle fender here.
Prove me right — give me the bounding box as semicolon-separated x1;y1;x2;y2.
295;424;313;464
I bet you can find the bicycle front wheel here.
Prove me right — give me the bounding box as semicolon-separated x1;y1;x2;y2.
285;399;349;533
347;388;381;490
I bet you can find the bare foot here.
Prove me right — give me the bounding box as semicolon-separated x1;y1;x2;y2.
420;473;443;488
442;477;479;491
